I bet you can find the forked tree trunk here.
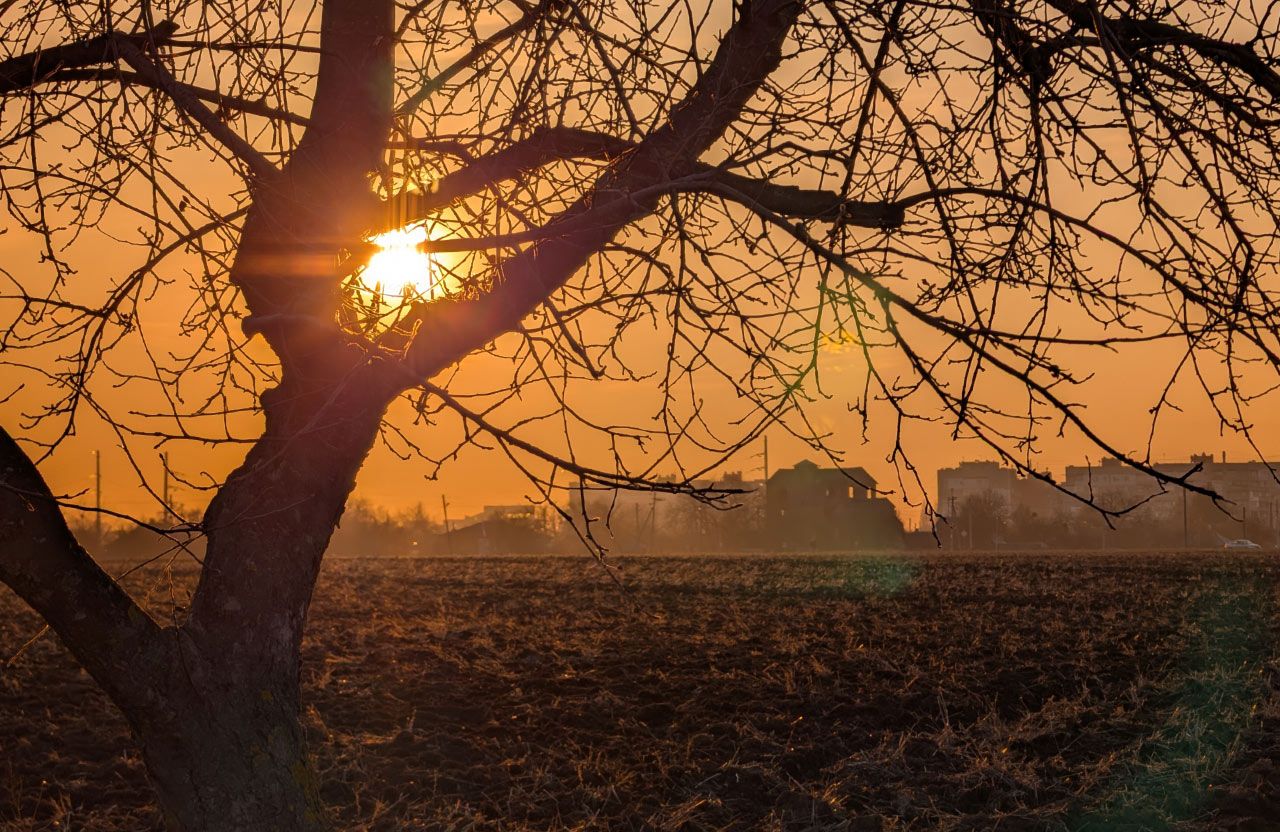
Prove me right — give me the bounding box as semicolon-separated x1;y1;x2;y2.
123;3;397;820
0;2;805;828
0;417;341;832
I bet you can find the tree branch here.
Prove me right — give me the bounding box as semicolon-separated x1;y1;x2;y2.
396;0;554;116
1047;0;1280;100
403;126;903;227
0;426;164;714
353;170;899;262
0;20;178;96
112;38;280;182
39;67;309;126
393;0;804;384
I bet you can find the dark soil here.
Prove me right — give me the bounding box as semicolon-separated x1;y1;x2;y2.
4;552;1280;831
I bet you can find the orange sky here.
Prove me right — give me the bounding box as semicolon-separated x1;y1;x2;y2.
2;1;1277;535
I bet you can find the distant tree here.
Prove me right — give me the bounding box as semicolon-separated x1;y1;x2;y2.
1186;491;1245;547
2;0;1279;828
326;499;432;556
951;492;1011;549
661;494;757;552
1006;504;1054;547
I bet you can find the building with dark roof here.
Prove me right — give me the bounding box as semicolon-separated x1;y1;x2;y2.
765;460;904;550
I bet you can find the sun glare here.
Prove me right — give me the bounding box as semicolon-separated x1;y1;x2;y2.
361;224;446;302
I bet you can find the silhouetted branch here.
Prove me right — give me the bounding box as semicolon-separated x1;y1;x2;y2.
1046;0;1280;100
113;37;279;181
0;19;177;95
402;126;904;227
0;426;164;714
397;0;805;381
38;67;309;125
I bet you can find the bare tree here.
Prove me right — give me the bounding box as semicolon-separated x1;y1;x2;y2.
1;0;1278;827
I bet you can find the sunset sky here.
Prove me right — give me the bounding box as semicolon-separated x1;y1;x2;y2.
3;0;1277;535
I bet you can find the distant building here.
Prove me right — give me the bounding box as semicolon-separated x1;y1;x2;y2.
434;518;553;556
1062;457;1192;518
935;461;1062;548
937;461;1016;514
1064;453;1280;546
937;454;1280;549
765;460;904;549
438;505;558;555
1202;456;1280;536
464;504;544;525
937;461;1060;514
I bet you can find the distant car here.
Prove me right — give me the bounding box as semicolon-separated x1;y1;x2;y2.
1223;539;1262;550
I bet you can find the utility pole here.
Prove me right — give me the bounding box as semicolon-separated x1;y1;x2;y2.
1182;487;1188;549
162;453;170;511
949;491;956;550
649;490;657;553
440;495;453;556
760;435;770;536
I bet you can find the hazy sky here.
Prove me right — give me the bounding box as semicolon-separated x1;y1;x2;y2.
3;0;1277;534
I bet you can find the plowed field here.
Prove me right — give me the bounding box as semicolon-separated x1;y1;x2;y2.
4;553;1280;831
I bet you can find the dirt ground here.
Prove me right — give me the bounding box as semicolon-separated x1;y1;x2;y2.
4;552;1280;831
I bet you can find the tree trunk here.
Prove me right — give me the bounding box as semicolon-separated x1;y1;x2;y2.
138;369;393;830
135;637;325;832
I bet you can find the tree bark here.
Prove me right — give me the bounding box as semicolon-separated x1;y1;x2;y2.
132;632;327;832
1;425;329;831
3;365;384;831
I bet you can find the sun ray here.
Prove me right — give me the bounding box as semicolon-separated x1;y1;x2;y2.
361;223;442;302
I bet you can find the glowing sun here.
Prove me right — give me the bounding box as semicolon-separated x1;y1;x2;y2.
360;223;448;302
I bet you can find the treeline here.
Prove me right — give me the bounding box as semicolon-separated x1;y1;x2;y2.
75;501;448;560
942;492;1274;550
577;494;768;553
77;492;909;559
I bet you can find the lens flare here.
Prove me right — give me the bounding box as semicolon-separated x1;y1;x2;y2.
361;224;443;301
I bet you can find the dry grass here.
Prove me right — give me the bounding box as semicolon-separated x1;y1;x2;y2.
3;552;1280;831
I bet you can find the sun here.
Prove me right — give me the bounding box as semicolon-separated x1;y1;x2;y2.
360;223;446;302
